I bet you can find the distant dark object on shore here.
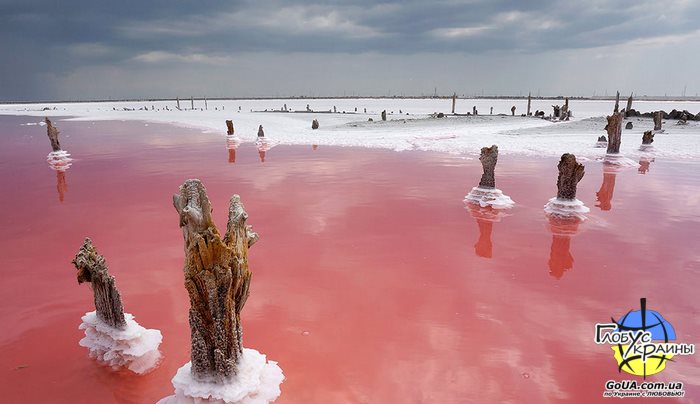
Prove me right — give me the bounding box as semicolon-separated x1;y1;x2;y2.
312;119;319;130
257;125;264;137
626;108;700;121
625;122;633;130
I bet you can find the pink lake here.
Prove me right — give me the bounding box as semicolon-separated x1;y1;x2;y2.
0;115;699;403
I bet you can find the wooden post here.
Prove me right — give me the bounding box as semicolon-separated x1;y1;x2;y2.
177;97;181;110
205;97;208;111
451;93;456;114
190;96;194;110
72;238;127;330
312;119;319;130
606;111;624;154
381;110;387;121
614;91;620;113
225;120;234;135
257;125;265;137
510;106;516;116
560;98;569;120
173;180;259;382
45;117;62;152
625;93;633;115
653;111;663;131
478;145;498;189
556;154;585;200
527;92;531;116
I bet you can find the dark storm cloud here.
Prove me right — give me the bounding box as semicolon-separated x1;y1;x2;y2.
1;0;699;100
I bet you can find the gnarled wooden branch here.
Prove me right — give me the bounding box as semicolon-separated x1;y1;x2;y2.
72;238;126;329
45;117;61;152
173;179;258;382
556;153;585;200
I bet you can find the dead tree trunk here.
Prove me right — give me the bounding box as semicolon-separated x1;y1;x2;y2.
642;130;654;145
312;119;319;130
625;93;633;116
478;145;498;189
173;179;259;383
205;97;208;111
451;93;456;114
257;125;265;137
560;98;569;121
72;238;127;329
614;91;620;113
527;92;532;116
226;120;234;135
381;110;387;121
556;153;585;200
177;97;181;110
511;106;516;116
190;96;194;110
653;111;663;131
45;117;62;151
606;111;624;154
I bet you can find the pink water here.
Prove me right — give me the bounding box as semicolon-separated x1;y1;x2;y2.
0;116;698;403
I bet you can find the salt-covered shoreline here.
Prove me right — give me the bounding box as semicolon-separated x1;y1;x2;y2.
2;98;699;160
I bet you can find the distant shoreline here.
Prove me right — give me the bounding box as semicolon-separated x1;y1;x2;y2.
2;95;700;105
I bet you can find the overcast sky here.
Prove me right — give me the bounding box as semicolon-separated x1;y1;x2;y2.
1;0;699;101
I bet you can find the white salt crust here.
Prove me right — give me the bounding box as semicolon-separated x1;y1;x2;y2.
78;311;162;374
543;197;590;220
464;186;515;209
158;348;284;404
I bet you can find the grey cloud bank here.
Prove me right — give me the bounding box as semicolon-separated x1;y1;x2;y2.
1;0;699;101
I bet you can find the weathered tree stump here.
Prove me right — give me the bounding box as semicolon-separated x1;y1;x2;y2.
473;106;478;115
510;106;516;116
606;111;624;154
478;145;498;189
451;93;456;114
381;110;387;121
177;97;181;110
173;180;259;382
190;96;194;110
311;119;319;130
72;238;127;330
642;130;654;145
552;105;561;118
527;92;531;116
556;153;585;200
560;98;569;121
225;120;234;135
614;91;620;113
625;93;633;116
490;107;493;115
653;111;663;131
45;118;62;152
598;135;607;142
257;125;265;137
625;121;633;129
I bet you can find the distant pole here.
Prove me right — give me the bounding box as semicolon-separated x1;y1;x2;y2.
625;93;633;116
205;97;208;111
613;91;620;113
451;92;456;114
527;92;532;116
176;97;180;110
191;96;194;110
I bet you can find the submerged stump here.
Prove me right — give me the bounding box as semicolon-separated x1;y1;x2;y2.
257;125;265;137
381;110;387;121
173;179;259;383
226;120;234;135
478;145;498;189
642;130;654;145
312;119;319;130
72;238;126;329
556;154;585;200
606;111;624;154
45;117;62;152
